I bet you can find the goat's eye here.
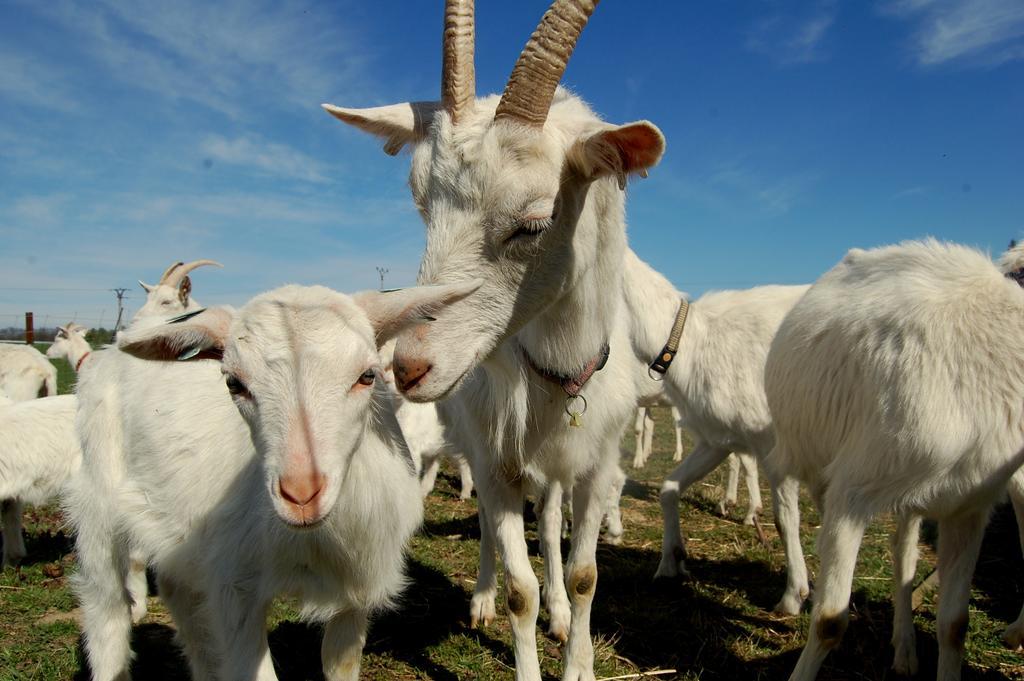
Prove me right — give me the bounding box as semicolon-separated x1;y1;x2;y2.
357;370;375;387
225;375;251;398
505;215;552;244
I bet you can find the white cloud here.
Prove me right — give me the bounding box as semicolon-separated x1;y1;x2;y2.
18;0;370;118
200;135;331;183
881;0;1024;66
0;50;79;112
746;1;839;65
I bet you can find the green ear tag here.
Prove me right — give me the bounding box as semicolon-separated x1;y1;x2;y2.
177;346;201;361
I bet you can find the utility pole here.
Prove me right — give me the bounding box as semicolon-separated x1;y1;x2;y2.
111;288;129;337
375;267;389;290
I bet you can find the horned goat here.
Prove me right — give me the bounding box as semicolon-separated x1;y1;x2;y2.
134;259;221;318
763;239;1024;681
0;343;57;402
622;250;811;612
325;2;666;678
69;282;475;681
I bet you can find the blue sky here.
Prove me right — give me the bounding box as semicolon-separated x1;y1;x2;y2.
1;0;1022;328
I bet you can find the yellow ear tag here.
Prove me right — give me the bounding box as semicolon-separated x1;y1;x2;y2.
569;411;583;428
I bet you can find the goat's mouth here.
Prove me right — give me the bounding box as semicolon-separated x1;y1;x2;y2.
274;478;330;528
401;362;474;402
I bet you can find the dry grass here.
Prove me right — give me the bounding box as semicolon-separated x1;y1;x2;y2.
2;406;1023;679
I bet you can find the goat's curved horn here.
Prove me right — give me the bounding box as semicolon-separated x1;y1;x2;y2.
494;0;598;127
441;0;475;124
158;262;185;285
164;260;223;287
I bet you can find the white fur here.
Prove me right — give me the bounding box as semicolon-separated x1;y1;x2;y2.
330;83;665;680
0;395;78;567
0;344;57;402
622;250;809;610
764;239;1024;681
632;402;683;468
68;283;472;681
379;341;473;500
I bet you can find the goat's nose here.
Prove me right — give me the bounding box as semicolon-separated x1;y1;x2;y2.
394;356;432;392
279;472;327;507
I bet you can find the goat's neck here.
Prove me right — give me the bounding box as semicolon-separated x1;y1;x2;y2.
67;339;93;374
622;249;701;384
515;187;627;374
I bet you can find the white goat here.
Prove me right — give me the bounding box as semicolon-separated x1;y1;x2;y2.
380;340;474;500
134;259;222;318
632;402;683;468
0;395;78;568
70;282;474;681
0;343;57;402
0;324;91;568
325;2;666;678
764;239;1024;681
622;250;810;611
633;402;759;525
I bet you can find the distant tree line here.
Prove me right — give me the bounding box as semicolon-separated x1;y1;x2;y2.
0;327;115;346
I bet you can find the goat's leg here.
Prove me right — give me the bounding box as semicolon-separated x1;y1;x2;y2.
1002;470;1024;649
127;552;149;623
73;505;134;681
671;407;684;462
470;498;498;628
322;610;369;681
655;443;730;578
720;454;740;517
539;481;571;643
455;454;475;500
562;458;616;681
211;584;276;681
419;454;441;499
788;500;869;681
632;408;646;469
740;453;762;526
771;473;810;615
157;573;219;681
890;513;922;676
483;474;541;681
602;466;626;546
935;510;988;681
642;411;655;465
1;498;26;567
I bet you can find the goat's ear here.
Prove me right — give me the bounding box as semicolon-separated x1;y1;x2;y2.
352;279;482;348
56;326;68;338
322;101;441;156
178;276;192;306
139;280;154;294
118;307;234;362
569;121;665;186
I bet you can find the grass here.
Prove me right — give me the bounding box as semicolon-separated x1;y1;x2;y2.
2;385;1023;679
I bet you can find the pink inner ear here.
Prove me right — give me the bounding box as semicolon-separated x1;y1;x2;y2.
607;123;664;173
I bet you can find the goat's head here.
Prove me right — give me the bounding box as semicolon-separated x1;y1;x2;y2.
46;323;90;360
135;259;222;319
324;0;665;400
117;281;479;528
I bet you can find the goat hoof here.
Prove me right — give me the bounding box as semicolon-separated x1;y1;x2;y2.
1002;621;1024;650
469;592;495;628
891;637;919;676
773;592;805;616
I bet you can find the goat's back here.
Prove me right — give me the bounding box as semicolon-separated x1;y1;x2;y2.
765;239;1024;514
